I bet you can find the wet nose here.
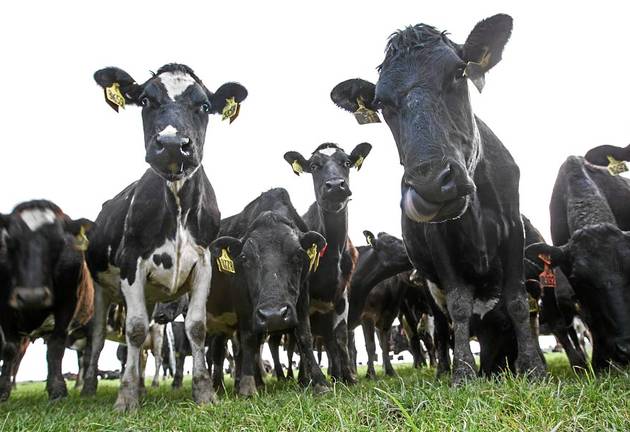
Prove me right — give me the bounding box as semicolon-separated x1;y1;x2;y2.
255;305;295;332
9;287;53;310
155;135;192;156
325;178;347;192
409;161;456;202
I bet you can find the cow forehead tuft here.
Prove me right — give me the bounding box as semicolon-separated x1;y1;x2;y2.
19;208;57;231
158;71;197;100
317;147;339;157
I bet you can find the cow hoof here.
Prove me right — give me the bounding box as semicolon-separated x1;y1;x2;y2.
114;390;139;413
366;369;376;380
172;379;183;389
238;376;257;397
343;374;358;385
151;380;159;388
518;356;547;380
384;369;397;377
47;384;68;401
193;376;217;405
452;367;476;387
80;380;97;397
313;383;330;395
0;387;11;402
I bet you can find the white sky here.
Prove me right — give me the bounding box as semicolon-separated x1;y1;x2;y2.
3;1;629;381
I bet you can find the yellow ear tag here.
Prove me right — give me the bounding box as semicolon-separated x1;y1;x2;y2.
217;248;235;274
607;155;628;175
105;82;126;111
365;233;373;246
74;226;89;252
353;97;380;125
221;97;240;124
291;160;303;175
354;155;365;170
306;243;320;272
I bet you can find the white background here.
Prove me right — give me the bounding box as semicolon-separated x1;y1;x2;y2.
1;1;627;381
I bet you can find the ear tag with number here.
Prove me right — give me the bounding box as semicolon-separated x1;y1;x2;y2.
217;248;236;274
528;295;539;314
538;254;556;288
291;160;303;175
105;82;126;112
306;243;320;272
607;155;628;176
354;155;365;170
353;97;380;125
221;97;240;123
75;226;89;252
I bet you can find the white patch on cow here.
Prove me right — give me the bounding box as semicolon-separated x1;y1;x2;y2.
174;313;185;322
473;297;499;319
207;312;237;334
333;289;348;329
70;337;87;351
166;323;176;372
158;125;178;137
317;147;338;156
310;299;334;315
427;280;447;315
19;208;56;231
159;72;196;101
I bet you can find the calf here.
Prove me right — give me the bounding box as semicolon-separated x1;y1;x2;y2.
207;188;328;396
331;15;544;383
82;63;247;411
0;200;94;400
526;156;630;369
283;142;371;384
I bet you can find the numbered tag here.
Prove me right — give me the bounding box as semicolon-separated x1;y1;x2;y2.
105;83;126;112
291;160;303;175
353;97;380;125
538;254;556;288
306;243;320;272
217;248;235;274
607;155;628;176
74;226;89;252
222;97;240;123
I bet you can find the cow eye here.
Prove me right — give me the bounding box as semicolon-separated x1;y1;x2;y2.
343;161;352;168
454;65;466;81
310;163;320;172
201;102;211;113
141;97;151;107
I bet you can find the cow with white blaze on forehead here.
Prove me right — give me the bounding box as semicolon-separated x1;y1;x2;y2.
81;63;247;411
283;142;371;384
0;200;94;401
331;15;545;384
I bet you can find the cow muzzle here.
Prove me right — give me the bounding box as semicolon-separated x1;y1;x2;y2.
9;286;53;310
254;304;297;333
146;134;197;181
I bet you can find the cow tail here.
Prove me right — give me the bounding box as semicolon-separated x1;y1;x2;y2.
72;256;95;326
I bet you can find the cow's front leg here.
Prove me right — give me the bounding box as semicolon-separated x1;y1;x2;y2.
504;224;546;378
445;283;476;385
362;320;377;379
46;331;68;400
237;330;259;397
81;284;108;397
333;292;356;384
186;251;215;405
114;277;148;412
378;328;396;377
0;340;17;401
294;290;329;394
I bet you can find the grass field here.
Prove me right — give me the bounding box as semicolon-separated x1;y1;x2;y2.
1;354;629;431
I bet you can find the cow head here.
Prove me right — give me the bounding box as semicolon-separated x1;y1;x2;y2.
363;230;409;270
152;294;189;324
525;223;630;364
210;212;326;333
331;15;513;223
94;63;247;181
0;200;93;311
284;143;372;213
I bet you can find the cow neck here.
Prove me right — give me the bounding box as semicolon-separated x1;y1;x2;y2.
316;203;348;254
165;166;204;216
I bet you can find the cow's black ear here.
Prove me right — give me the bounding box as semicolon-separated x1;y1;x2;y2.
584;144;630;167
0;214;8;230
524;242;566;267
93;67;143;112
461;14;513;92
210;237;243;262
362;230;377;248
283;151;310;176
209;83;248;123
300;231;326;253
64;218;95;236
524;279;542;299
349;143;372;171
331;79;377;113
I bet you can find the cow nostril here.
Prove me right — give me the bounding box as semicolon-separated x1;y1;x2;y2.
155;141;164;152
181;142;192;155
280;306;289;320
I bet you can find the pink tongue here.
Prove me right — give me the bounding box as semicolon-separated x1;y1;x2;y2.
403;188;442;222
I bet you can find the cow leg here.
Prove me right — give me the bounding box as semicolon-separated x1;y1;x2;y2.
286;334;295;380
255;340;265;388
75;349;86;389
211;335;226;392
362;321;377;379
433;309;451;377
556;329;587;370
294;290;329;394
186;253;215;405
0;341;17;401
401;311;424;368
151;325;163;387
138;348;147;397
378;327;396;377
419;329;437;368
237;330;259;397
268;333;285;380
172;352;185;389
332;291;356;384
81;285;108;397
445;284;476;385
347;329;357;375
46;332;68;400
567;325;589;366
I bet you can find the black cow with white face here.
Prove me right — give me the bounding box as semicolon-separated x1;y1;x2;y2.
82;63;247;411
331;15;545;384
283;143;371;384
0;200;94;401
526;156;630;369
206;188;328;396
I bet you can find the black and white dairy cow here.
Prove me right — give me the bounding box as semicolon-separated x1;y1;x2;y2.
0;200;94;401
207;188;328;395
526;156;630;370
331;15;545;383
81;63;247;411
283;143;371;384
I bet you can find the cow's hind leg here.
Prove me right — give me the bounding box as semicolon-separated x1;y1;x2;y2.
377;327;396;377
362;321;377;379
268;333;285;380
81;285;108;397
211;335;226;392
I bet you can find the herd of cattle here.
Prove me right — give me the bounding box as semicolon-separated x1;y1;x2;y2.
1;13;629;412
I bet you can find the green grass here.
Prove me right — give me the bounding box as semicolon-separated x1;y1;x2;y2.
1;354;629;431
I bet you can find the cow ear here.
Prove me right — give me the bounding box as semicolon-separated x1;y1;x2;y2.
210;237;243;275
363;230;376;247
349;143;372;171
300;231;326;253
461;14;513;93
93;67;143;112
283;151;310;176
524;279;542;299
64;218;95;252
331;79;380;124
524;242;566;267
0;214;8;230
584;144;630;169
209;83;248;123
